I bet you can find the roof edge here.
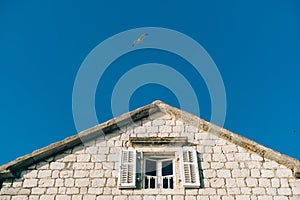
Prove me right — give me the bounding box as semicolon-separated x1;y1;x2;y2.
0;102;160;179
155;101;300;178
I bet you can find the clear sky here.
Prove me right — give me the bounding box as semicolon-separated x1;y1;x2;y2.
0;0;299;165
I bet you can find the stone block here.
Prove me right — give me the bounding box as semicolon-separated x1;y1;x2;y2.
292;186;300;195
225;162;239;169
31;188;46;194
97;196;113;200
23;179;38;187
90;170;104;178
173;126;184;133
60;170;73;178
77;154;91;162
245;178;258;187
54;179;64;187
210;178;225;188
261;170;274;178
159;125;172;133
262;161;279;169
65;178;75;187
17;189;30;195
235;195;250;200
82;196;97;200
202;188;217;195
211;162;225;169
85;146;98;154
38;170;52;178
87;187;103;195
152;119;165;126
49;162;65;170
56;195;71;200
277;188;292;195
134;127;146;134
250;169;260;177
227;188;240;195
245;161;261;169
274;196;288;200
212;154;226;162
107;154;119;162
46;188;58;194
66;188;79;195
258;178;270;187
106;178;116;187
38;179;55;187
222;145;238;153
235;153;250;161
257;197;272;200
11;196;28;200
71;195;82;200
74;170;89;178
23;170;38;179
236;178;246;187
225;178;237;187
75;178;90;187
240;187;251;194
39;195;55;200
146;126;159;133
63;154;76;162
72;163;94;170
266;188;277;195
221;197;234;200
183;196;196;200
91;178;106;187
280;179;289;187
250;154;263;161
252;188;266;195
203;169;216;178
276;169;293;178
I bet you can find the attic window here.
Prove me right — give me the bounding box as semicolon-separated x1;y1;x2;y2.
144;153;175;189
118;148;200;189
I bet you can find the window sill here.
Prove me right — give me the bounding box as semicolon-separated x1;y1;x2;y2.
132;188;185;195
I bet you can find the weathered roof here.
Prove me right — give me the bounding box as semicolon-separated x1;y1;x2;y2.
0;100;299;180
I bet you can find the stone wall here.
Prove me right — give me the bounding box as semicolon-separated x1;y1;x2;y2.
1;113;300;200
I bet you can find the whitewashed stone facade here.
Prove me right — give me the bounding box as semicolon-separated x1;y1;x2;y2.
0;101;299;200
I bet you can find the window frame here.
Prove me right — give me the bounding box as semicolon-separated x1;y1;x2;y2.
143;154;175;189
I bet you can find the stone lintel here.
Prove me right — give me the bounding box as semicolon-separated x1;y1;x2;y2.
130;137;188;146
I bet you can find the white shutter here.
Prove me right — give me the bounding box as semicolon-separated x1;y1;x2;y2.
118;150;137;188
179;149;200;188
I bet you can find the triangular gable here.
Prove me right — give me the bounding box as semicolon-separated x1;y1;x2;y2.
0;100;299;180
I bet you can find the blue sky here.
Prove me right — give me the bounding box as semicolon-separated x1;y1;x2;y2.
0;0;299;165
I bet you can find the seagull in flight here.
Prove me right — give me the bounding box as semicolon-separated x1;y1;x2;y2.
132;33;149;47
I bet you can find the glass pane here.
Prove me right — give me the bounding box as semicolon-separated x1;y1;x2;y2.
145;160;156;176
162;160;173;176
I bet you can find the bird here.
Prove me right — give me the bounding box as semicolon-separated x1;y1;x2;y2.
132;33;149;47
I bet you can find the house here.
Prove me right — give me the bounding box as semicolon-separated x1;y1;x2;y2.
0;100;299;200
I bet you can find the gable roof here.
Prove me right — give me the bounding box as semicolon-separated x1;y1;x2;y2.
0;100;299;180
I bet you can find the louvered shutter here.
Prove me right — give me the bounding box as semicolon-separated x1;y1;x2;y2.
180;149;200;188
118;150;137;188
